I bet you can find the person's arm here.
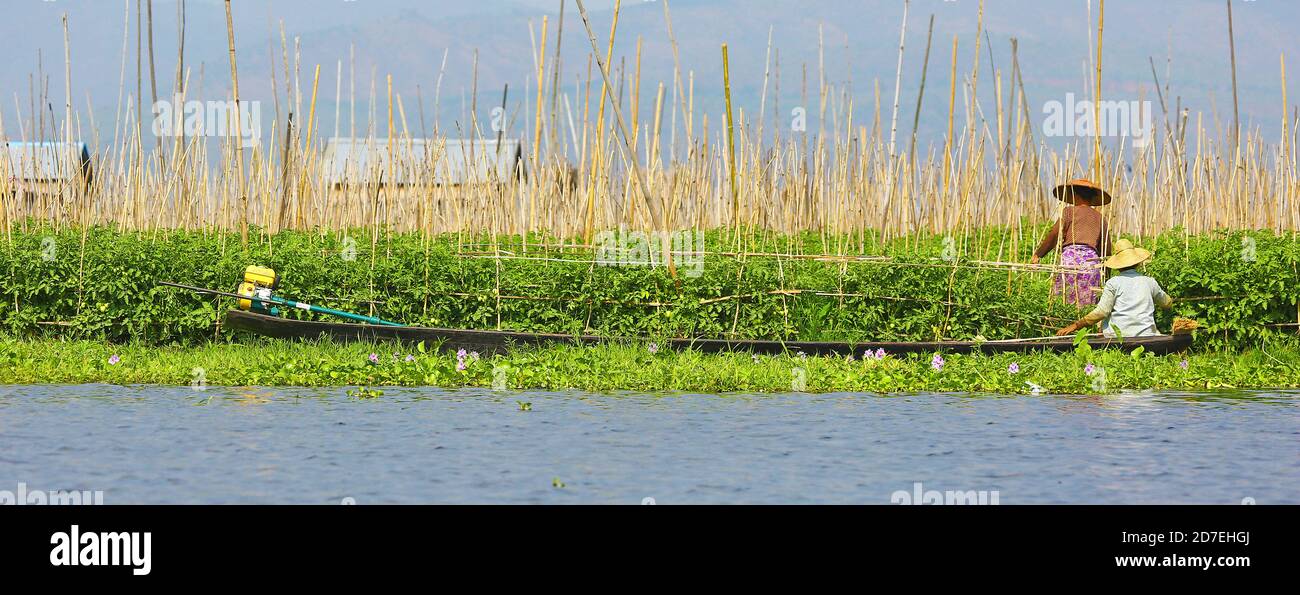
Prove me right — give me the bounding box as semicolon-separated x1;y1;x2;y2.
1057;284;1116;335
1152;281;1173;309
1031;220;1062;264
1057;308;1109;336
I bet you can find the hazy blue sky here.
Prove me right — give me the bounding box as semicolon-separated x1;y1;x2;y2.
2;1;1296;149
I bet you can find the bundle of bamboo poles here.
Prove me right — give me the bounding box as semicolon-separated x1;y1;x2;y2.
0;0;1295;258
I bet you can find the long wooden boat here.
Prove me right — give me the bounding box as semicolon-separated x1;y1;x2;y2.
225;310;1193;355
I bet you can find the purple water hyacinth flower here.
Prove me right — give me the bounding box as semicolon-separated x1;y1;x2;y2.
470;351;480;361
648;342;659;354
875;348;886;360
1008;362;1020;374
1179;359;1189;371
1085;363;1096;376
931;353;945;371
405;355;416;363
107;354;120;366
456;360;467;372
368;353;379;364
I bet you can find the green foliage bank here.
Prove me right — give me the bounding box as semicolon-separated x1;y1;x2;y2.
0;226;1296;350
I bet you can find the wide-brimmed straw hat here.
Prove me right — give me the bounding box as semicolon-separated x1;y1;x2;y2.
1104;238;1152;269
1052;178;1113;206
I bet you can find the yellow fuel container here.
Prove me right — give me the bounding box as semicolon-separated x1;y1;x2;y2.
243;265;278;289
237;266;278;312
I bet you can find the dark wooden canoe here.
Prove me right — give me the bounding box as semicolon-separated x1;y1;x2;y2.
225;310;1193;356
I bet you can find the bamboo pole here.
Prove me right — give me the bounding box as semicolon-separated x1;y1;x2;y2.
574;0;664;230
1227;0;1241;151
223;0;247;245
62;13;74;221
580;0;620;240
296;64;321;229
1093;0;1104;183
146;0;162;163
532;16;549;233
723;44;739;232
908;14;935;168
887;0;910;158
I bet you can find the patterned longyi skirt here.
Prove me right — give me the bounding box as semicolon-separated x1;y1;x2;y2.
1052;244;1103;308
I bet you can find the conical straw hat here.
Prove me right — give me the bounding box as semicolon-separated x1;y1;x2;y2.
1104;238;1152;269
1052;178;1113;206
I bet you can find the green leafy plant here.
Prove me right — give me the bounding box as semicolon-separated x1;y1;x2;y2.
1;226;1295;351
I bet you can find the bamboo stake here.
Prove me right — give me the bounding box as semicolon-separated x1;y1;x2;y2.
62;13;74;218
223;0;247;245
723;44;740;232
908;14;935;168
580;0;621;240
887;0;910;158
1227;0;1241;151
146;0;162;163
1094;0;1104;183
574;0;664;230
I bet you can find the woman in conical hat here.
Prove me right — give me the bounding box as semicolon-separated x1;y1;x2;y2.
1056;238;1175;338
1031;179;1114;307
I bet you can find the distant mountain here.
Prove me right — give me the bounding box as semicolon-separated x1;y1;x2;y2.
1;0;1295;147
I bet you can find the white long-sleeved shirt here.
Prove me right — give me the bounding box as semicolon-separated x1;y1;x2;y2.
1079;269;1174;338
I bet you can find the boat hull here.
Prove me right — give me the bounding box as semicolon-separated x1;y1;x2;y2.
225;310;1193;355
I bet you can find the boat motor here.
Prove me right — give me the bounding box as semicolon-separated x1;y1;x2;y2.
236;265;281;315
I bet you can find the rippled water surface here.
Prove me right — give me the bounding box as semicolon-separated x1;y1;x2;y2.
0;385;1295;504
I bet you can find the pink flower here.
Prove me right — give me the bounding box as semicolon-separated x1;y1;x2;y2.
1179;359;1189;371
930;353;945;371
1085;363;1096;376
107;355;120;366
875;348;886;360
368;353;379;364
648;342;659;354
405;355;416;363
1008;362;1020;374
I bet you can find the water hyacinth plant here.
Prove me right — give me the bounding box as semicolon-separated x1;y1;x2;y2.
3;338;1297;394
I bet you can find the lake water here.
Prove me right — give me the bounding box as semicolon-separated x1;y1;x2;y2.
0;385;1296;504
